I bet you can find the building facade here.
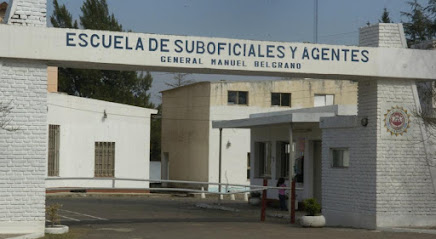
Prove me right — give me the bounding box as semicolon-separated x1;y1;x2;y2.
161;80;357;190
45;93;157;190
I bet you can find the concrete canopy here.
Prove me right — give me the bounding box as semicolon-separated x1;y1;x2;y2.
212;105;357;129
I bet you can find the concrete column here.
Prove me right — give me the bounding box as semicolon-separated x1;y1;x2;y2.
321;23;436;229
0;0;47;235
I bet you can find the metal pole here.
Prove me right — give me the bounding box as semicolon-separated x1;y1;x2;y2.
218;128;223;203
314;0;318;43
260;177;267;222
288;123;296;224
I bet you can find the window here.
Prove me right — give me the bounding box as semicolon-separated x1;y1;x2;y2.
95;142;115;177
276;142;290;178
48;125;60;176
247;152;251;179
331;148;349;168
271;93;291;107
255;142;271;178
314;94;334;107
228;91;248;105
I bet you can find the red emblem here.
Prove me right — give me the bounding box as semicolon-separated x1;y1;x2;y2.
384;106;411;136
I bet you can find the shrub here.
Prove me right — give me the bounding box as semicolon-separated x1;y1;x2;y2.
303;198;321;216
46;203;62;227
250;191;261;198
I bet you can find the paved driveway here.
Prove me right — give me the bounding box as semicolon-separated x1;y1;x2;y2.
46;194;435;239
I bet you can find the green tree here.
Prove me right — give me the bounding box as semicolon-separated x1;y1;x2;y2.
80;0;122;31
51;0;154;108
50;0;78;28
427;0;436;34
165;73;195;88
401;0;434;46
380;8;393;23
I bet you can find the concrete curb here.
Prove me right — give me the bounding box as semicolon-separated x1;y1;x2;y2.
46;192;175;198
379;227;436;235
6;232;44;239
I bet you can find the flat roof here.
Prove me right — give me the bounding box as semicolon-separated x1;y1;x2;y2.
212;105;357;128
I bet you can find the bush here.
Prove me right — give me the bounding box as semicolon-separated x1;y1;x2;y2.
46;203;62;227
250;191;261;198
303;198;321;216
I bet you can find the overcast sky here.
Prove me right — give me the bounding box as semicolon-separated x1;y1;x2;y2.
47;0;425;106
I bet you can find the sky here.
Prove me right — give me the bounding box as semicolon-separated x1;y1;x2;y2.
47;0;426;106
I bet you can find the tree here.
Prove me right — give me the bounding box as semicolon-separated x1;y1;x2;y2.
50;0;78;28
165;73;195;88
401;0;434;46
427;0;436;34
80;0;122;31
51;0;154;108
0;101;18;132
380;8;393;23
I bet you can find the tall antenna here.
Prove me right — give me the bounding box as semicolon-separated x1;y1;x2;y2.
314;0;318;43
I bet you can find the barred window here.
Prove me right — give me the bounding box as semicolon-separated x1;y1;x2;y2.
95;142;115;177
48;125;60;176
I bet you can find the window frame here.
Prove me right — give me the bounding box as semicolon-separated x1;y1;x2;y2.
330;148;350;168
271;92;291;107
314;94;335;107
227;90;249;105
94;142;116;178
48;124;60;177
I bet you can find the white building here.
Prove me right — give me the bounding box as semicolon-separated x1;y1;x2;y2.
1;0;435;233
161;80;357;191
213;105;357;203
45;93;157;190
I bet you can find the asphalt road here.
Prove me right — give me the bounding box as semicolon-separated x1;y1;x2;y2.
46;194;436;239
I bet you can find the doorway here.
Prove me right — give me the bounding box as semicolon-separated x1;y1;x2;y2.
312;141;322;205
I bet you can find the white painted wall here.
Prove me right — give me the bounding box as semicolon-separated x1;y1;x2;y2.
208;106;290;191
0;0;47;235
150;161;161;180
45;93;157;189
318;23;436;229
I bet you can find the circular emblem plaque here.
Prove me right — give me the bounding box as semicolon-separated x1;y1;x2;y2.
384;106;411;136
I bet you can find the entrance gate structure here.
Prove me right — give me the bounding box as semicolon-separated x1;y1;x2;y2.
0;0;435;234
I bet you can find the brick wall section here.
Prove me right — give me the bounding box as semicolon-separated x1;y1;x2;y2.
0;60;47;233
375;80;436;227
322;23;436;228
0;0;47;234
7;0;46;26
321;81;378;229
359;23;407;48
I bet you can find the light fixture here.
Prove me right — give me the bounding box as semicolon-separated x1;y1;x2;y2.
226;141;231;148
361;117;368;127
103;110;107;119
